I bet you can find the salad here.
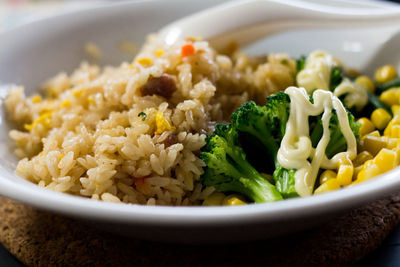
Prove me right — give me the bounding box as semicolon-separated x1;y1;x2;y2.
201;51;400;206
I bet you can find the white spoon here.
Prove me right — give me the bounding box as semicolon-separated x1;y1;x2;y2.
159;0;400;50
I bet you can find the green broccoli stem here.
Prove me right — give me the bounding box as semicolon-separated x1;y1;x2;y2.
202;130;283;203
325;130;347;159
376;77;400;93
366;90;392;115
272;164;298;198
240;175;283;203
225;145;283;202
310;119;323;148
309;119;346;159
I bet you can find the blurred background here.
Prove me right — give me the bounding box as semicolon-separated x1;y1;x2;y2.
0;0;399;32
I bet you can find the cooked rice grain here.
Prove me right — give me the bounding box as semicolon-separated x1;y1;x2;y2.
5;34;296;205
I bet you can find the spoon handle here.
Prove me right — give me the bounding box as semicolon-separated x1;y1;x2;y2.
159;0;400;48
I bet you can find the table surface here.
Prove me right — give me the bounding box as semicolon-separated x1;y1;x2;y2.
1;222;400;266
1;0;400;266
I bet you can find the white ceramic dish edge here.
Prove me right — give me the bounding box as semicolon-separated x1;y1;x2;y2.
0;0;399;242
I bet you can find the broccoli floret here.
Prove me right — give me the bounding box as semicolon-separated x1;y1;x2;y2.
232;94;297;198
310;109;360;158
231;93;291;159
200;124;283;203
231;91;360;199
201;88;361;202
272;164;297;198
330;66;344;90
327;111;360;158
296;55;306;72
231;101;279;163
265;92;291;140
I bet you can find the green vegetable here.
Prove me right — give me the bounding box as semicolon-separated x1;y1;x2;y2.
138;112;147;121
200;124;283;203
330;66;344;90
361;90;392;117
310;109;360;159
231;93;296;198
296;55;306;72
272;165;297;198
231;100;281;166
328;67;390;117
297;55;343;90
376;77;400;93
231;92;360;198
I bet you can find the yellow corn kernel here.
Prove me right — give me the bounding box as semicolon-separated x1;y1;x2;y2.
87;97;96;104
392;105;400;116
361;135;388;156
48;88;56;97
24;112;52;131
353;165;364;178
222;195;246;206
375;65;398;84
61;99;71;108
72;89;83;97
95;183;99;188
356;159;380;183
155;111;174;134
371;108;392;130
395;148;400;165
137;57;153;66
353;151;374;167
36;112;52;127
355;75;375;93
24;124;33;130
386;125;400;138
384;115;400;137
380;89;400;106
314;179;340;194
203;192;225;206
59;153;64;160
364;158;376;168
31;95;42;103
367;130;381;137
337;165;353;186
354;169;366;184
319;170;336;184
374;148;397;173
338;155;352;166
357;118;375;136
155;49;164;57
386;137;399;149
364;164;381;180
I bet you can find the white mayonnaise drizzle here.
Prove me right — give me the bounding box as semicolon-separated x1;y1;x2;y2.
296;50;368;111
333;78;368;111
297;51;334;92
277;87;357;197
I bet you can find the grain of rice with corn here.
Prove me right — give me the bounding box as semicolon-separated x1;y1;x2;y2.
4;35;296;205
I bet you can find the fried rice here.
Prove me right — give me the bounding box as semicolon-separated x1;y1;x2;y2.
5;35;296;205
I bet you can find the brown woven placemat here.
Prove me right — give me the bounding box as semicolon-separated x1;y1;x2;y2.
1;194;400;267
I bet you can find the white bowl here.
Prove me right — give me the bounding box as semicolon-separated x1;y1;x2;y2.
0;0;400;243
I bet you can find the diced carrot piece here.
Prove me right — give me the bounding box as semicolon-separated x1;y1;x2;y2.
181;43;195;57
